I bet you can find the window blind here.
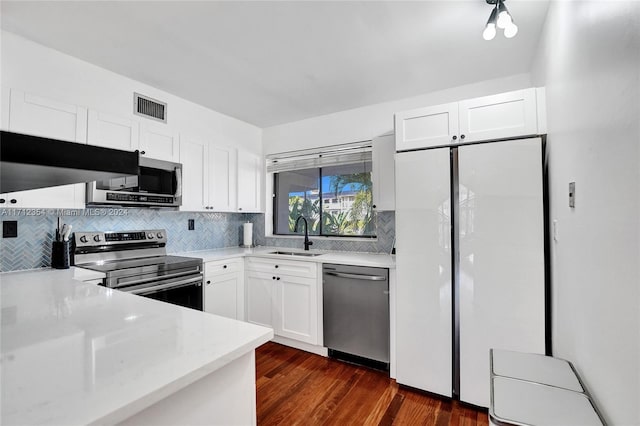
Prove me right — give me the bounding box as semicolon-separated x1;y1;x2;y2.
266;141;372;173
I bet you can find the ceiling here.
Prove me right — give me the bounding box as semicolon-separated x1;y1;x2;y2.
0;1;550;128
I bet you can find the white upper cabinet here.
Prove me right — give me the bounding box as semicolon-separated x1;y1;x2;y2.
371;133;396;211
395;103;459;151
179;135;262;213
458;89;539;143
139;122;179;162
8;89;87;143
395;88;543;151
208;144;237;212
179;134;209;211
237;150;262;213
87;110;139;151
1;89;87;209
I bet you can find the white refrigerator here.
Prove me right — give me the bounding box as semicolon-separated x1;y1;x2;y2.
395;137;546;407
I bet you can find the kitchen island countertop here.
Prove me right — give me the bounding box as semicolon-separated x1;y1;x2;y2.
0;267;273;425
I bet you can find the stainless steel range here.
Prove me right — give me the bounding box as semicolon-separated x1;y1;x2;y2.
73;229;203;310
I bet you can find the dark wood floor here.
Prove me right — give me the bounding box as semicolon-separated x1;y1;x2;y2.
256;342;489;426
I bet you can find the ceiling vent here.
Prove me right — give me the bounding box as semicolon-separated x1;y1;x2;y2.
134;93;167;123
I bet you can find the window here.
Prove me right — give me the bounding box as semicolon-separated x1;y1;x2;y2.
269;143;374;237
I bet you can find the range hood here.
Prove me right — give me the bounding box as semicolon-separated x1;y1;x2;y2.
1;131;139;193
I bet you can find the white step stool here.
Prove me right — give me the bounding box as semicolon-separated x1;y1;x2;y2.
489;349;605;426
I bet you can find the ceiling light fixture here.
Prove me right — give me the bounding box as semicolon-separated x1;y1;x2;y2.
484;0;518;40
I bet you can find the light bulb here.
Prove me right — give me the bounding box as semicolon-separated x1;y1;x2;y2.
483;7;498;41
483;23;497;41
504;22;518;38
496;1;512;29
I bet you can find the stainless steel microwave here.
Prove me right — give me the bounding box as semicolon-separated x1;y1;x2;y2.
86;156;182;208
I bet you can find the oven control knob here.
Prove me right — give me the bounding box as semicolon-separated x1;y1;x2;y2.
79;235;88;243
156;232;163;239
93;235;102;242
147;233;154;239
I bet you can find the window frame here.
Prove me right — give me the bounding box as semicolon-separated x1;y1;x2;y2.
272;165;376;239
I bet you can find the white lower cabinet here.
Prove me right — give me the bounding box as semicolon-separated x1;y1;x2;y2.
246;257;319;345
246;271;275;328
274;274;318;344
204;258;244;321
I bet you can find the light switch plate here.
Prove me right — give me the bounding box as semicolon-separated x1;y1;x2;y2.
569;182;575;208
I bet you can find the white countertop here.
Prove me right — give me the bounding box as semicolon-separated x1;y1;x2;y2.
0;268;273;425
176;246;396;268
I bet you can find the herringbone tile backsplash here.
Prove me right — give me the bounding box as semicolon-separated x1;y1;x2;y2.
0;209;394;272
1;209;256;272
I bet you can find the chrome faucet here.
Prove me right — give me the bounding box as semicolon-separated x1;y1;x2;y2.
294;216;313;251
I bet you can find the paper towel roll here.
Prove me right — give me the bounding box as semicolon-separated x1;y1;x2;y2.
243;222;253;247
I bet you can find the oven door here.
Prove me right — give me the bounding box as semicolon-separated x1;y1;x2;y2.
128;274;203;311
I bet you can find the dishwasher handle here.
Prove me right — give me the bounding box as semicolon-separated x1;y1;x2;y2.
325;271;387;281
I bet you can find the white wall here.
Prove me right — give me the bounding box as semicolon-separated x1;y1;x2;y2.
531;2;640;424
0;31;262;154
262;73;532;154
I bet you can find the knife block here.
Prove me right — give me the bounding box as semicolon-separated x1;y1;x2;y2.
51;241;72;269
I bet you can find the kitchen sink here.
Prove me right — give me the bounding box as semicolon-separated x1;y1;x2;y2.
269;251;323;257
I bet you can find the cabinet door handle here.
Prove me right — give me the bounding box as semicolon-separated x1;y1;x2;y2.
275;265;279;268
238;207;243;211
10;199;17;204
452;135;457;140
206;280;211;285
460;134;466;139
372;204;377;209
276;277;280;281
223;265;227;269
0;199;5;204
140;151;146;155
272;276;276;280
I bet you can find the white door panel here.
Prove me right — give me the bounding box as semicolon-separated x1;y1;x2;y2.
87;110;139;151
246;272;274;328
458;138;545;407
395;148;452;397
458;89;538;143
274;276;318;345
209;145;237;212
237;150;261;212
9;90;87;143
371;134;396;211
4;89;87;209
179;135;208;211
140;123;178;162
395;103;458;150
205;273;238;320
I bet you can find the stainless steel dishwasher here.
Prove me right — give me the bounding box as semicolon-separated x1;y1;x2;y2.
323;263;389;370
